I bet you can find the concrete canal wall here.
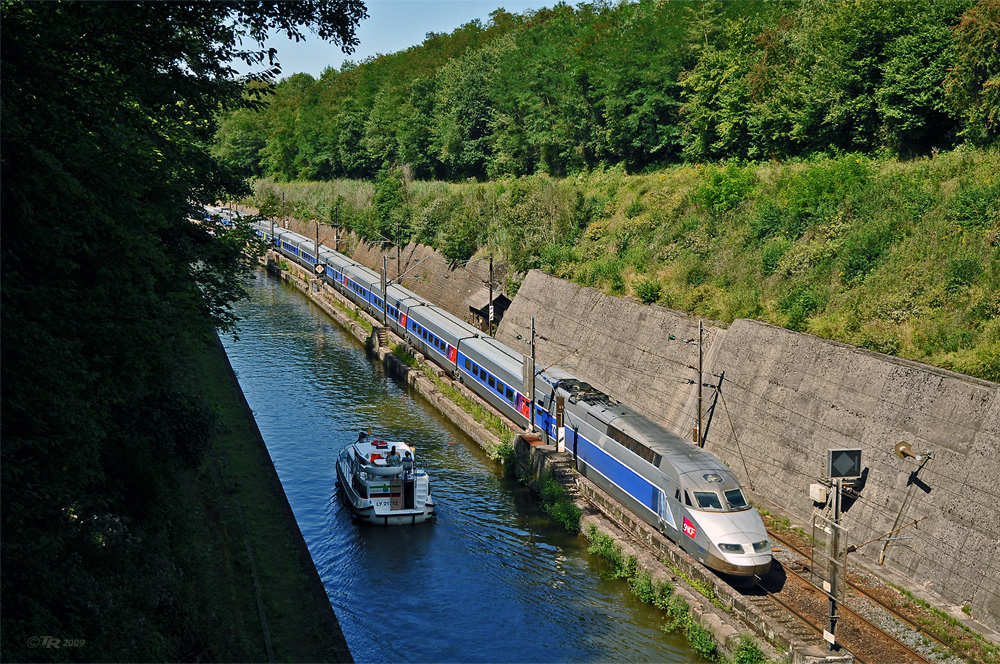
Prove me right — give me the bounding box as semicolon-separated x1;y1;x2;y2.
496;270;1000;635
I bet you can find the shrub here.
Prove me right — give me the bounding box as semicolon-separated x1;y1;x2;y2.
730;634;766;664
440;213;480;262
699;162;756;215
538;472;581;533
840;219;898;283
687;621;718;661
777;284;825;331
635;277;662;304
952;179;1000;230
760;237;791;276
946;257;982;292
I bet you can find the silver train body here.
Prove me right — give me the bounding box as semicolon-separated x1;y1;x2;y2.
242;215;771;578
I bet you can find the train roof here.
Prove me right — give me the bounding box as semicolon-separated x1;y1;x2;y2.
549;377;741;485
462;335;524;367
407;302;479;341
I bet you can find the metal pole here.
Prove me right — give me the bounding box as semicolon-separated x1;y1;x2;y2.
530;316;536;433
697;319;704;447
828;478;841;651
488;255;494;336
381;255;388;327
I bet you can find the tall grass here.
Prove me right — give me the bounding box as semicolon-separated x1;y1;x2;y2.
252;149;1000;381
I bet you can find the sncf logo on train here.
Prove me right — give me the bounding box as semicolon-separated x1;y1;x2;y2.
683;517;697;539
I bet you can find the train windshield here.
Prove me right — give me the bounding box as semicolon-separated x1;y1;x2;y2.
693;491;723;510
724;488;750;510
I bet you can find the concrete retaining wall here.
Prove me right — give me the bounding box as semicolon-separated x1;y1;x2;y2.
496;270;1000;634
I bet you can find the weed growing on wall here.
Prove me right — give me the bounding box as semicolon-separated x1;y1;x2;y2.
418;365;515;461
583;523;769;662
390;344;418;367
537;471;581;534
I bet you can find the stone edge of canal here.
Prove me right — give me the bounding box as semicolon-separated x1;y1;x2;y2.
265;257;797;664
201;328;354;663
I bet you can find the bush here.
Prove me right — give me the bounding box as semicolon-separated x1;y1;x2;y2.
635;277;663;304
440;213;480;262
687;621;718;660
840;219;898;283
730;634;766;664
760;237;791;276
777;284;825;331
538;472;581;533
946;257;982;292
952;179;1000;230
699;162;756;215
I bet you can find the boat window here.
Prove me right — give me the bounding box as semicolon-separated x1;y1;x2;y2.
684;491;692;507
694;491;723;511
725;488;749;510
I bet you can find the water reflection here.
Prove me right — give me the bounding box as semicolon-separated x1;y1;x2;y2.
221;272;701;663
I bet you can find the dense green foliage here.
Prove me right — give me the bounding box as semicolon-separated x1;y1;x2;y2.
0;2;363;660
249;146;1000;382
217;0;999;181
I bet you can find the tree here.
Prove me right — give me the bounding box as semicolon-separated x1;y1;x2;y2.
0;2;365;659
945;0;1000;145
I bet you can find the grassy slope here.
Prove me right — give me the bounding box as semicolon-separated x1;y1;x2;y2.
178;330;352;662
253;148;999;382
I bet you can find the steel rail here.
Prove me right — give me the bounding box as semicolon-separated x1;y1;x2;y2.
767;528;961;661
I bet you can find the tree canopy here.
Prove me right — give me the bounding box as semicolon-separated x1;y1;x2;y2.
0;1;364;659
215;0;999;182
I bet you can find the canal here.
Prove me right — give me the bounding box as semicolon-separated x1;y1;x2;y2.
220;271;703;663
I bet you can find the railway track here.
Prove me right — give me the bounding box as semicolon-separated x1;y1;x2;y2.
754;555;931;664
764;528;966;663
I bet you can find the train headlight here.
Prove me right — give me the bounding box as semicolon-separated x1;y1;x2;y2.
752;540;771;553
718;543;744;554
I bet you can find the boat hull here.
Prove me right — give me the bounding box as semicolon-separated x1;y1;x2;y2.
336;450;435;526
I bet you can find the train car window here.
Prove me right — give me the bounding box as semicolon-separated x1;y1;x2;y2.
694;491;723;511
724;489;749;510
684;491;692;507
607;426;662;466
675;489;681;502
488;375;495;389
505;386;513;401
464;359;471;370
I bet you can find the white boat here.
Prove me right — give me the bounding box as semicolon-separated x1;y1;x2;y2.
336;432;435;525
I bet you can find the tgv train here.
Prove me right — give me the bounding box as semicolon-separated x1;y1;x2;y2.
236;211;771;578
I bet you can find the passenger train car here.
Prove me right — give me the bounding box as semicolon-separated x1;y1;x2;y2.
235;211;771;578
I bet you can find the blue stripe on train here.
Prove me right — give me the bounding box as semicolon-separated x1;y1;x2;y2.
576;433;659;515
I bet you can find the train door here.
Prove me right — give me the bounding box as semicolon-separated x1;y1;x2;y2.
657;489;677;535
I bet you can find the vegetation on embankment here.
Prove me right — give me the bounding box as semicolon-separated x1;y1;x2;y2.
585;524;769;663
250;147;1000;382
